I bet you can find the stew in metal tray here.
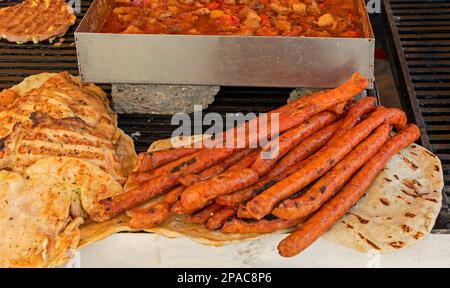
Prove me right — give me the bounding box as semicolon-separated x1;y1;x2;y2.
102;0;362;37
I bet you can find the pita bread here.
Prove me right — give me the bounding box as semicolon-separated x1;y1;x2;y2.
132;135;443;252
25;157;125;220
0;169;83;268
324;143;442;253
0;73;137;267
0;72;137;182
0;156;134;267
0;72;118;142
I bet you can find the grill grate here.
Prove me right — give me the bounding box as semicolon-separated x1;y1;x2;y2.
383;0;450;230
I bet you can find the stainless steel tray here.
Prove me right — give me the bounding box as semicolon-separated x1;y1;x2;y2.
75;0;374;88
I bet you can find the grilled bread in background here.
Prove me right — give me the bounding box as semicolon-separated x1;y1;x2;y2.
0;157;126;267
0;72;137;184
0;0;76;44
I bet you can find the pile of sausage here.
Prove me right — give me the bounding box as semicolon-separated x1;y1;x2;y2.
94;72;420;257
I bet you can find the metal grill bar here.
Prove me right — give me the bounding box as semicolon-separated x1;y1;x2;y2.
383;0;450;230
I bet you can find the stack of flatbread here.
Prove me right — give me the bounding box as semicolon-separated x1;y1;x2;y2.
0;72;137;267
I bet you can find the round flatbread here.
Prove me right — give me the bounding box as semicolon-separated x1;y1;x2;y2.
324;143;442;253
0;0;76;44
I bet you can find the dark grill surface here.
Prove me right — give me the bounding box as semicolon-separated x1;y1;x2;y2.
383;0;450;230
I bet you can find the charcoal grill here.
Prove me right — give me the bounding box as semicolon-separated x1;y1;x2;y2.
382;0;450;230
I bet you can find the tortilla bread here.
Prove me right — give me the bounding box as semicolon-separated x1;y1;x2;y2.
131;135;443;252
324;143;442;253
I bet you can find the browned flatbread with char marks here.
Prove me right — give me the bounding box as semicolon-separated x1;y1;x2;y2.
0;0;76;44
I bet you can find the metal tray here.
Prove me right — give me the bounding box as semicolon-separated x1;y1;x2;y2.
75;0;375;87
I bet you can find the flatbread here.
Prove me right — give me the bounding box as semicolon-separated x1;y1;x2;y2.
0;0;76;44
0;156;134;267
79;214;135;249
0;169;83;268
25;157;125;221
0;72;136;267
324;143;442;253
0;72;137;182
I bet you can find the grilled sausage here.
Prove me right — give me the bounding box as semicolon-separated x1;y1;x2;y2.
129;201;170;229
216;160;305;207
222;217;301;234
273;123;391;219
100;148;236;220
244;107;407;220
205;207;237;230
251;111;339;176
186;203;222;224
277;124;420;257
202;73;367;149
136;147;200;172
268;120;342;178
95;74;368;221
178;168;259;214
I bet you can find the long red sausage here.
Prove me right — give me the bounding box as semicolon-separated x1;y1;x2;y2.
277;124;420;257
245;107;407;220
202;73;367;149
222;217;301;234
268;120;342;178
206;207;237;230
272;123;391;219
96;148;236;221
177;168;260;214
136;147;200;172
251;111;340;176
